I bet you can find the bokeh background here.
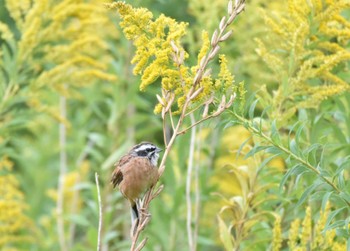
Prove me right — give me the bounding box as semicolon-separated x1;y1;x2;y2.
1;0;349;250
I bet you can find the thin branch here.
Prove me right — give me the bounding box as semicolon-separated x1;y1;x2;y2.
185;103;205;117
95;173;103;251
169;108;175;132
57;94;68;251
127;1;246;249
163;116;168;147
186;114;196;251
177;112;221;135
193;125;201;250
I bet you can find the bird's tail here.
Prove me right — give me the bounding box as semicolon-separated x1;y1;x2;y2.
130;203;139;237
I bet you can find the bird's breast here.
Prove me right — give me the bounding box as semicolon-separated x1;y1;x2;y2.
119;157;158;201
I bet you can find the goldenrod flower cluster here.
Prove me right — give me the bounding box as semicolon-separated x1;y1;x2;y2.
1;0;117;122
216;55;235;91
272;215;282;251
0;156;36;248
108;2;238;113
275;203;347;251
257;0;350;122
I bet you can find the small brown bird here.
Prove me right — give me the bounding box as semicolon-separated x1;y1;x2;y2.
111;142;162;233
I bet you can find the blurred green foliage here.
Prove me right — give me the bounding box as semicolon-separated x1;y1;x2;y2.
0;0;349;250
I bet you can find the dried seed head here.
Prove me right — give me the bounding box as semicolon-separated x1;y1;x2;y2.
228;0;233;15
164;93;175;113
221;95;226;106
136;238;148;250
227;13;235;25
206;95;215;105
170;40;179;54
193;73;200;85
208;45;220;60
219;30;233;42
179;50;185;64
235;0;240;8
219;16;226;31
156;94;165;106
236;1;245;13
202;103;209;118
200;56;207;68
226;93;237;108
211;29;219;47
203;68;212;77
171;52;178;64
152;184;164;198
190;86;204;100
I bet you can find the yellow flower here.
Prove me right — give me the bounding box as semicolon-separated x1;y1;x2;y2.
0;157;36;248
272;215;282;251
288;218;300;249
217;55;235;91
197;31;210;66
300;206;311;249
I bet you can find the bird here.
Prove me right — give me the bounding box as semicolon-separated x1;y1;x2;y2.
111;142;162;235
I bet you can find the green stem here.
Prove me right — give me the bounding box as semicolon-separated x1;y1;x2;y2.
232;112;350;208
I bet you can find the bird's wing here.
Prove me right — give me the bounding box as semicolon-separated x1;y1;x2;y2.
111;154;132;188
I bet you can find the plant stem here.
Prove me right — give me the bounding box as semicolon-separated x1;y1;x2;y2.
233;112;350;208
95;173;103;251
193;124;201;251
57;94;68;251
186;114;196;251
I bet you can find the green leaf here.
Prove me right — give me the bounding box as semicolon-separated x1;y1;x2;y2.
236;135;252;158
333;156;350;179
248;99;259;120
321;191;333;210
245;145;269;159
280;164;305;191
67;214;90;226
338;171;345;189
217;216;234;251
324;207;347;232
339;192;350;205
295;122;306;144
265;146;283;155
289;139;299;155
257;153;282;173
296;181;322;207
270;120;281;144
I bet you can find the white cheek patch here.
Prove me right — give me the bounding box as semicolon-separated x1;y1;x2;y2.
151;153;159;166
135;144;154;153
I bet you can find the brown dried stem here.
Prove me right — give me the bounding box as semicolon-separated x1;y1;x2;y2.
129;1;245;250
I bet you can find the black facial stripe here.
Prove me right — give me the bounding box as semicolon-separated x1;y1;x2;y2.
136;147;156;156
137;150;149;157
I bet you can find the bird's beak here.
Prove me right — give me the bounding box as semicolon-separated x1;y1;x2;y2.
156;147;162;153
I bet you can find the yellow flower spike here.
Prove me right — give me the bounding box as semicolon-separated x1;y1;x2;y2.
0;157;36;247
0;22;14;41
300;206;312;249
154;103;163;114
313;201;330;249
109;1;192;112
272;215;282;251
218;54;235;91
197;31;210;67
288;218;301;249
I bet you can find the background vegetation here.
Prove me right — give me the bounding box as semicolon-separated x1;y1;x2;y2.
0;0;349;250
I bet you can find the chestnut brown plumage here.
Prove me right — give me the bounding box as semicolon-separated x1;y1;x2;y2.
111;142;161;235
